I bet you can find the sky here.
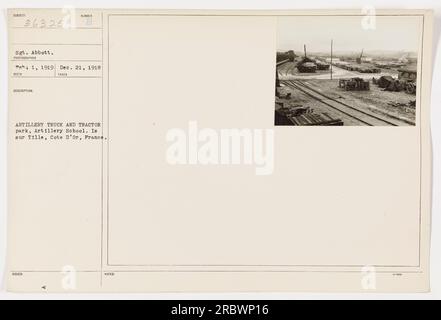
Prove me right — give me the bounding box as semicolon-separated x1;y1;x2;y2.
277;15;422;54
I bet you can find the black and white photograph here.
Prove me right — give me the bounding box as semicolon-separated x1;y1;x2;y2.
275;15;422;126
1;3;440;301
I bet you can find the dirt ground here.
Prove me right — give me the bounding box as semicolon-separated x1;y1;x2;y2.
277;79;416;126
277;84;363;126
304;79;416;124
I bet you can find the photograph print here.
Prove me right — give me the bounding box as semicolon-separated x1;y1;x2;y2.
275;15;422;126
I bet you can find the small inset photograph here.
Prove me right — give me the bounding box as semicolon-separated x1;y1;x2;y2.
275;16;422;126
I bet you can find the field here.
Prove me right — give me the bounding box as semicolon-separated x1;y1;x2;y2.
276;61;416;126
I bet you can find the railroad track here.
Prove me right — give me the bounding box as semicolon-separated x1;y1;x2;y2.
281;80;406;126
277;62;296;78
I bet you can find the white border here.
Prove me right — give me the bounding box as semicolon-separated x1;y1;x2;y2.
0;0;440;300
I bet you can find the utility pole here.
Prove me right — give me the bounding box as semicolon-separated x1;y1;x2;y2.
330;39;333;80
304;44;307;58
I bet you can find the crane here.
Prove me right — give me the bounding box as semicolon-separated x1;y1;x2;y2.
356;49;364;64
